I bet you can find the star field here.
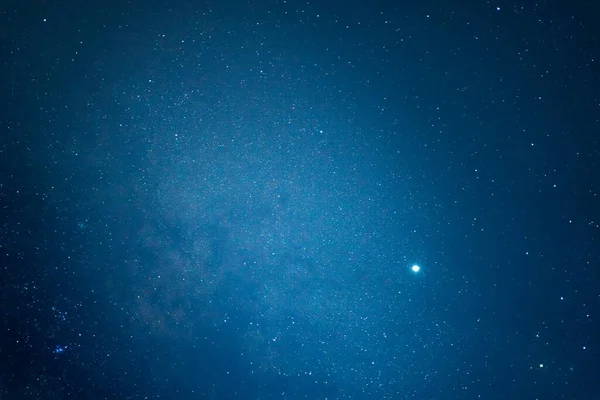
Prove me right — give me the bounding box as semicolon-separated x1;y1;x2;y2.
1;0;599;399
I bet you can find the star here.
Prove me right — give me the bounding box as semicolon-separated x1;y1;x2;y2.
411;265;420;273
53;345;69;354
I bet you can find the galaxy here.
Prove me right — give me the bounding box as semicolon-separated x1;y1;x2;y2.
1;0;599;398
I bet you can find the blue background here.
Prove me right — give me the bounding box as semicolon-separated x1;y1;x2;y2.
1;0;599;398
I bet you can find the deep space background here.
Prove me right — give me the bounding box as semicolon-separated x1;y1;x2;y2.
1;0;599;399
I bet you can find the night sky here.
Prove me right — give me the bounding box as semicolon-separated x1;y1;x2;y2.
1;0;599;399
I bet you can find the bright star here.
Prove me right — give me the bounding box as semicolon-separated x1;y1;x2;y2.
53;345;68;354
411;264;420;273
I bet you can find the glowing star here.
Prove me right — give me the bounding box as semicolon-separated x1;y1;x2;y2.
411;265;420;273
53;345;68;354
